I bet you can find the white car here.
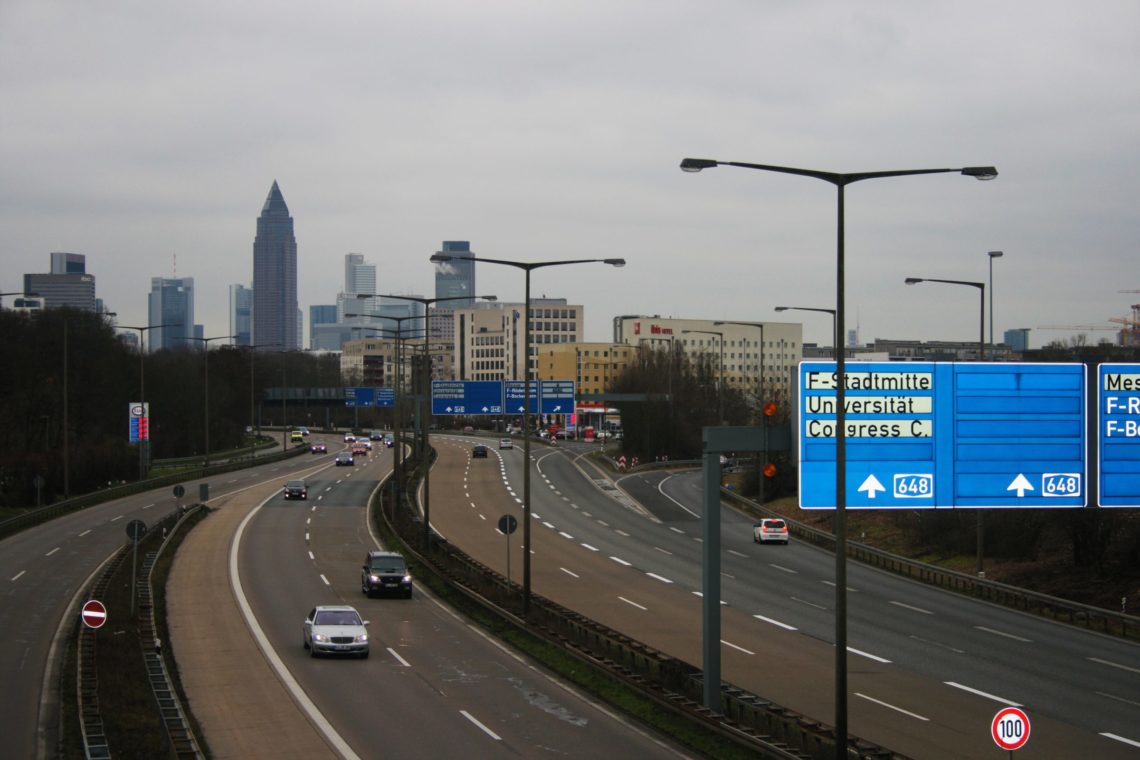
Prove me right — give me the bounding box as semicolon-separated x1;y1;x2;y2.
343;433;356;443
753;518;789;545
303;605;369;658
499;438;513;449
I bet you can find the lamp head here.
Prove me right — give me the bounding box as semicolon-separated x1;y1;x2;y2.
961;166;998;180
905;278;923;285
680;158;718;173
604;258;626;268
988;250;1004;259
430;253;453;264
774;307;788;312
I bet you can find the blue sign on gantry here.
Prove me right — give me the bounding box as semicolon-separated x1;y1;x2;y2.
504;380;540;414
540;380;575;415
798;362;1086;509
431;381;503;415
1098;363;1140;507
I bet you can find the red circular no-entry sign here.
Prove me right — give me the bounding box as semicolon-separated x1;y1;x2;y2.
81;599;107;629
991;706;1030;751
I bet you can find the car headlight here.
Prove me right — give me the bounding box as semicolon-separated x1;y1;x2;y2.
355;633;369;643
403;574;412;583
312;633;330;643
369;574;380;582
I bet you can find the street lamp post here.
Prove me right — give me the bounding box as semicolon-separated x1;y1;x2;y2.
682;329;725;424
905;276;988;578
988;251;1004;353
430;253;626;615
117;323;179;479
774;306;838;356
180;335;236;464
682;156;996;752
372;294;497;550
641;335;676;457
715;320;770;503
241;343;280;460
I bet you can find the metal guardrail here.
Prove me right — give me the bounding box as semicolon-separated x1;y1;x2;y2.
720;488;1140;641
0;445;307;541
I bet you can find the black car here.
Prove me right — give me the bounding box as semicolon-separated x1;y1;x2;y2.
361;550;413;598
472;444;489;458
283;479;308;500
334;451;355;466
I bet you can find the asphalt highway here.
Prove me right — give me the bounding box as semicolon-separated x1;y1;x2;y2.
429;435;1140;759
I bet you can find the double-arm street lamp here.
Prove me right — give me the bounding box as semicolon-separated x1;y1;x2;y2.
368;294;497;550
681;156;996;753
117;323;180;479
905;275;989;578
429;253;626;615
682;329;725;425
179;335;236;464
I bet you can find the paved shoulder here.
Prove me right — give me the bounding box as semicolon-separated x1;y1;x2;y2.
167;490;339;759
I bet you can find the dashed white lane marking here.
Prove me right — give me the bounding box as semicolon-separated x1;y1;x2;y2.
79;529;92;537
45;547;60;557
975;625;1032;643
848;647;891;664
855;693;929;721
769;563;796;574
691;592;727;605
727;549;748;558
543;521;556;529
143;503;155;509
722;640;754;655
308;551;315;560
319;574;331;586
460;710;501;740
618;596;647;611
654;546;672;555
753;614;797;631
610;556;632;567
11;571;26;581
646;572;673;584
890;600;934;615
944;681;1022;706
581;543;599;552
110;515;123;522
791;596;827;610
615;530;630;537
1097;691;1140;707
669;527;685;534
558;531;574;540
1101;733;1140;749
596;520;609;527
821;581;858;591
387;647;411;667
560;567;580;578
305;532;310;542
1088;657;1140;675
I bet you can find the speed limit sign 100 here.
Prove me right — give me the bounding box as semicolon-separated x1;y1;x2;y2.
991;706;1030;751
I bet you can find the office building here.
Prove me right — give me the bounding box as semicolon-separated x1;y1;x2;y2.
23;272;96;312
433;241;475;306
1005;328;1030;353
310;304;340;351
148;277;195;351
452;299;583;381
252;180;299;351
229;284;253;346
345;253;376;295
50;252;86;274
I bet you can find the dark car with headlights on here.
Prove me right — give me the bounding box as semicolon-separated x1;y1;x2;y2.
472;444;489;459
309;443;327;454
361;550;413;598
283;479;308;500
334;451;354;466
302;605;369;658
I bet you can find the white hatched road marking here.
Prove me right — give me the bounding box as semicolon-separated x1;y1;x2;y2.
460;710;501;740
618;596;647;611
944;681;1022;706
855;693;929;721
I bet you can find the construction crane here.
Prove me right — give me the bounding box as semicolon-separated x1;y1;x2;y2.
1037;325;1118;330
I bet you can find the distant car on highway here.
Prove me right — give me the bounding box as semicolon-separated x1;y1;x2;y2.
753;518;789;545
283;479;308;500
335;451;355;466
343;432;356;443
499;438;513;449
302;605;369;658
361;550;413;598
383;435;394;448
472;444;489;459
369;430;384;441
309;443;327;454
352;442;369;457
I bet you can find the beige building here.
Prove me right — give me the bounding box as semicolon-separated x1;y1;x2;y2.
613;316;803;404
452;299;584;381
340;335;454;389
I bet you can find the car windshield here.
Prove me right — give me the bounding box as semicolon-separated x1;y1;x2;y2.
287;481;305;488
314;610;361;626
370;558;406;573
765;520;786;529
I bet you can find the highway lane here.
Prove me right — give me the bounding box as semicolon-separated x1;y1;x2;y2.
0;437;339;760
429;436;1140;758
239;440;689;759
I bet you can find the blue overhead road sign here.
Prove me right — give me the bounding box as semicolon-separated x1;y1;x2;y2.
798;362;1086;509
504;380;540;414
540;380;575;415
431;381;503;415
1098;363;1140;507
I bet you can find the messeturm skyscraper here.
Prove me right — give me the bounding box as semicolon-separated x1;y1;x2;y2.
252;181;299;351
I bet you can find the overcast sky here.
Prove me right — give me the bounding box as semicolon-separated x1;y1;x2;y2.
3;1;1138;349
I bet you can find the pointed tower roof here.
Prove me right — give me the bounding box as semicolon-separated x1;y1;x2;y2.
260;180;290;217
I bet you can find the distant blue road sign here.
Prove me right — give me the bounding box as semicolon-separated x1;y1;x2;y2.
345;387;395;408
799;362;1086;509
504;381;540;414
432;381;503;415
540;380;575;415
1098;363;1140;506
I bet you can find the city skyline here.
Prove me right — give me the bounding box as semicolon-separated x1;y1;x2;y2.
3;3;1139;348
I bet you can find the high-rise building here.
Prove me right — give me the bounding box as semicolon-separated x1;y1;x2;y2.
50;252;86;274
252;181;299;351
310;304;339;350
433;241;475;306
345;253;376;295
23;273;96;311
229;284;253;346
148;277;195;351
